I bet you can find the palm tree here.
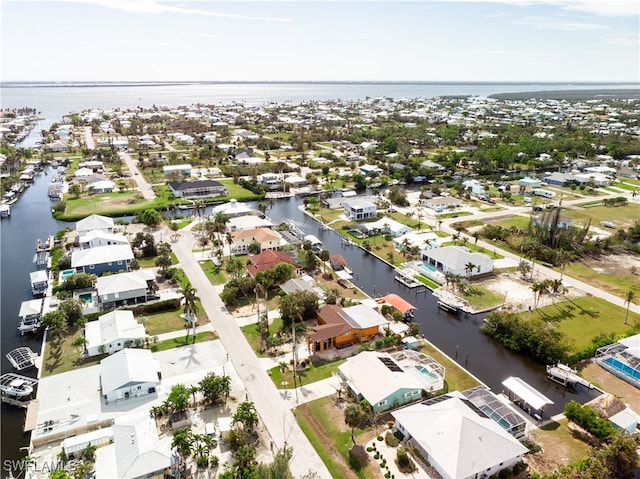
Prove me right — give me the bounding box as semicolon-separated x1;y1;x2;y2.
171;428;194;465
464;261;476;280
232;401;259;433
556;250;571;280
624;290;636;325
531;282;541;308
180;283;200;338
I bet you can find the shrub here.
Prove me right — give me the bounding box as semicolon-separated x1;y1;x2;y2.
377;435;384;441
385;431;400;447
129;298;180;315
348;445;368;471
396;446;416;473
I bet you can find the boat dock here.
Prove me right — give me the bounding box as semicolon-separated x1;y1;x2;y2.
394;272;423;289
546;364;594;389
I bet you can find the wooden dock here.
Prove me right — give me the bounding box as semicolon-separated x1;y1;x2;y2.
24;399;39;432
394;273;422;289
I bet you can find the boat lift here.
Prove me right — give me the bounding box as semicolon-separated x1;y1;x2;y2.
6;347;39;371
0;373;38;406
546;363;594;389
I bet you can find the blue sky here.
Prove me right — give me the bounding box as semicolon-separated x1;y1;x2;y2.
2;0;638;82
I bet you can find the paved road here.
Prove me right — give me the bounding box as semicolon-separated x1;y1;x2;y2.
118;151;156;200
83;126;95;149
170;230;332;479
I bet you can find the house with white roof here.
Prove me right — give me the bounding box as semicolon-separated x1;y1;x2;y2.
94;413;177;479
343;198;377;220
392;393;528;479
361;217;412;237
87;179;115;194
100;348;161;403
393;231;439;253
71;244;134;276
423;196;462;211
163;164;192;177
231;227;285;253
338;350;443;412
211;198;253;217
85;310;147;357
78;230;129;249
76;214;115;235
95;270;155;310
227;215;274;232
421;246;493;277
462;179;486;196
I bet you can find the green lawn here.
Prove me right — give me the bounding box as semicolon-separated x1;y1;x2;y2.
240;317;284;357
491;216;531;230
269;359;346;389
218;179;264;201
149;331;217;352
199;260;228;285
462;285;505;310
521;297;640;352
137;252;179;268
415;274;441;290
41;327;104;377
59;189;175;221
139;306;207;336
419;342;482;392
436;211;473;219
564;261;640;300
530;418;592;467
562;203;639;229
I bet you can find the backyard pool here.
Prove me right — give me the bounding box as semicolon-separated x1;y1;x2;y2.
79;293;93;304
417;263;437;274
603;357;640;381
60;269;75;280
347;230;366;239
415;365;440;384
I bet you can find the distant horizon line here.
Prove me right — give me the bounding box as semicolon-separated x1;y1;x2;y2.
3;80;639;87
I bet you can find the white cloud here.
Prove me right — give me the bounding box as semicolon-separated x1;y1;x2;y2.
432;0;638;17
604;33;640;46
514;15;607;30
51;0;292;22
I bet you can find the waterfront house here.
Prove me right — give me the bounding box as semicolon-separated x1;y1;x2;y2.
71;244;134;276
87;179;115;193
168;179;226;199
227;215;274;232
280;275;325;298
462;179;486;196
338;350;441;413
85;310;147;357
29;270;48;296
392;393;528;479
307;304;388;354
362;217;412;237
95;270;155;310
393;231;439;253
246;250;301;277
343;198;377;220
95;413;177;479
100;348;161;403
231;227;285;254
211;198;253;217
76;214;115;235
78;230;129;249
258;173;282;190
421;246;493;277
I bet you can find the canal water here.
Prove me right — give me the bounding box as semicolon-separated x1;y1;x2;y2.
1;169;68;464
1;177;599;464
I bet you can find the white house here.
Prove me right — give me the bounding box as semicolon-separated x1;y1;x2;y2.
100;348;161;403
392;393;528;479
211;199;253;217
85;310;147;357
422;246;493;277
94;413;177;479
343;198;377;220
231;227;285;253
362;217;412;237
95;270;154;310
423;196;462;211
78;230;129;249
228;215;274;232
258;173;282;190
163;164;192;177
462;179;486;196
87;179;115;194
76;214;115;235
393;231;439;253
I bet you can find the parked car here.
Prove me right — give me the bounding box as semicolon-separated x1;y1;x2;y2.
205;423;217;437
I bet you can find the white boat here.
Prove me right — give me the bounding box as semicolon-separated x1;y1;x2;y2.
0;203;10;218
0;373;37;398
18;317;40;334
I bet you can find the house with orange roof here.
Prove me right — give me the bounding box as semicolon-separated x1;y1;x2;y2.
246;250;301;278
307;304;388;354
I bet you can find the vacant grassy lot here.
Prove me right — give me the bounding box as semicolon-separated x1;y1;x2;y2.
149;331;217;352
199;260;227;285
528;418;592;476
218;179;264;201
564;258;640;300
563;203;638;229
240;316;284;357
42;327;104;377
521;297;640;352
61;190;174;220
462;285;504;310
269;359;345;389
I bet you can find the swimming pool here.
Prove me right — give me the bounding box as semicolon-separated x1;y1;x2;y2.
79;293;93;304
348;230;366;239
417;263;437;274
60;269;75;280
603;357;640;381
415;365;440;384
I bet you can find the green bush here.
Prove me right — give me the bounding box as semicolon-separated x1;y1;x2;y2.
129;298;181;315
564;400;616;442
396;446;416;473
385;431;400;447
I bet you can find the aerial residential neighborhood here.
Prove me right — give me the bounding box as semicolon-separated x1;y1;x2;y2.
1;89;640;479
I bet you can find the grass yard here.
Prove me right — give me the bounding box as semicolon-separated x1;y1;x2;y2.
295;397;381;479
41;327;105;377
149;331;217;352
218;179;264;201
562;203;639;229
521;297;640;352
491;215;531;230
462;285;505;310
528;418;592;476
416;274;441;290
137;252;179;268
564;260;640;300
435;211;473;219
240;317;284;357
199;260;227;285
419;342;482;391
139;305;205;336
268;359;346;389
